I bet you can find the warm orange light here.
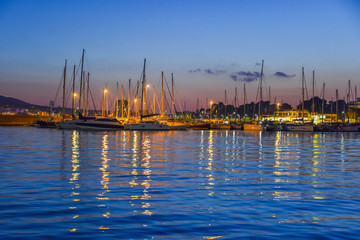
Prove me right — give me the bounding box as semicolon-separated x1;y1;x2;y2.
73;93;77;97
277;103;280;106
104;89;108;93
210;101;213;105
134;99;137;102
146;84;150;88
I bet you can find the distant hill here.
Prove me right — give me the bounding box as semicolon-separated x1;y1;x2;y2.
0;95;35;108
0;95;86;114
0;95;53;112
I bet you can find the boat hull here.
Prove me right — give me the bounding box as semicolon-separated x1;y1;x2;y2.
230;123;244;130
243;123;262;131
58;119;124;130
210;124;231;130
192;122;211;130
124;122;170;130
337;124;360;132
283;124;314;132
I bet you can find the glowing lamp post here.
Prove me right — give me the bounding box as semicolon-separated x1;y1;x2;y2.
210;101;213;120
72;93;77;117
134;98;138;117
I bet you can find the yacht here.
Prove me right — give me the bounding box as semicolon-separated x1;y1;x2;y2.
58;116;124;130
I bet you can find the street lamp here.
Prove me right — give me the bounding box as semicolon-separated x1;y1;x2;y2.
103;88;108;116
72;93;77;117
134;98;138;117
210;101;213;120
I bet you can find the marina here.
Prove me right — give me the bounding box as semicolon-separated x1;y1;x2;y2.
1;1;360;239
1;54;360;133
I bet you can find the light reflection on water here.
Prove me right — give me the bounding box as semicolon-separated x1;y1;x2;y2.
0;127;360;239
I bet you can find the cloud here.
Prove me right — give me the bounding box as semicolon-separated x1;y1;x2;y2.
204;69;214;74
189;68;226;75
274;72;296;78
230;71;260;82
230;74;238;81
188;68;201;73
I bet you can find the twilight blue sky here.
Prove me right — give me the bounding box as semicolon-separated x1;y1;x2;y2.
1;0;360;110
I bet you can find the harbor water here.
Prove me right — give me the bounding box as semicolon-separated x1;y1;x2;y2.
1;127;360;239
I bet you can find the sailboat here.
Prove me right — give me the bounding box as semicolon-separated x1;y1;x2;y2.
124;59;170;131
282;67;313;132
35;59;68;128
159;72;187;130
243;60;264;131
58;49;124;130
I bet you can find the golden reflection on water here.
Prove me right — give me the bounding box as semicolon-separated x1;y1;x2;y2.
272;132;326;201
97;134;111;230
206;130;214;197
310;133;325;200
340;133;345;164
69;130;80;232
311;133;321;174
99;134;110;195
129;132;153;216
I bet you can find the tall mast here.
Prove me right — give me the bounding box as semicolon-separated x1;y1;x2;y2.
356;86;358;123
259;59;264;120
355;85;358;100
161;71;164;118
105;83;108;116
206;97;208;119
72;64;76;118
153;85;156;114
331;97;333;122
347;80;351;123
116;82;119;118
86;72;89;116
336;89;339;122
136;81;140;118
78;49;85;114
269;86;271;106
348;80;351;123
140;59;146;120
234;87;238;121
102;88;105;117
243;83;246;117
348;80;351;103
322;83;325;122
224;89;227;118
62;59;67;120
128;79;131;118
82;71;86;115
302;67;305;124
171;73;175;118
121;84;124;118
312;70;315;113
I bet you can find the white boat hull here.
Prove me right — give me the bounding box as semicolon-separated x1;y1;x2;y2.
58;118;123;130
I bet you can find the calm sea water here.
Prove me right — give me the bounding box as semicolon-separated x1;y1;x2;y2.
1;127;360;239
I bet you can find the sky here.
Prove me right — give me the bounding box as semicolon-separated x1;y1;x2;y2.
1;0;360;111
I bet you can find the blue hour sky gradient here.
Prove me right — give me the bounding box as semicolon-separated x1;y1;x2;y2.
1;0;360;110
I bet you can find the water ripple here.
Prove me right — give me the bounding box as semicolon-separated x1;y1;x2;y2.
1;127;360;239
